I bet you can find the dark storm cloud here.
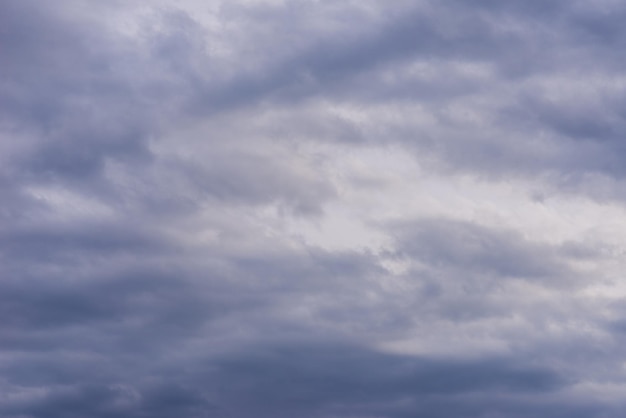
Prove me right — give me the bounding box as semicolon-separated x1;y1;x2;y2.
3;0;626;417
207;342;566;418
0;341;568;418
2;210;607;418
1;383;218;418
0;246;380;416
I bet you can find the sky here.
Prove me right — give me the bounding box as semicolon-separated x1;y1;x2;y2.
2;0;626;417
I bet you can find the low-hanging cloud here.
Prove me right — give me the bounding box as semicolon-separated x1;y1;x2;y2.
3;0;626;417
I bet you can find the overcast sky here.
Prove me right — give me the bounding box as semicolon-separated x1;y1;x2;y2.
3;0;626;417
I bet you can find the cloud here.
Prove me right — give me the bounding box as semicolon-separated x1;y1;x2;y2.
0;340;568;418
392;218;572;279
3;0;626;417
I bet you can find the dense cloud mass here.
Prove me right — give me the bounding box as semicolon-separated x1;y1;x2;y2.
3;0;626;416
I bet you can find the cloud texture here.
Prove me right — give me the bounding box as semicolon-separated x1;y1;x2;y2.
3;0;626;416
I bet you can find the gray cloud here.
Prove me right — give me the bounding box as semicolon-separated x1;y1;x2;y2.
0;340;570;418
392;218;576;282
3;0;626;417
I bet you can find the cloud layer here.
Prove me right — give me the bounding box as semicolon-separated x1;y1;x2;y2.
3;0;626;417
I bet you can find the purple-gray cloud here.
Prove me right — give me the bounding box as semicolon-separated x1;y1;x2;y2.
2;0;626;417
